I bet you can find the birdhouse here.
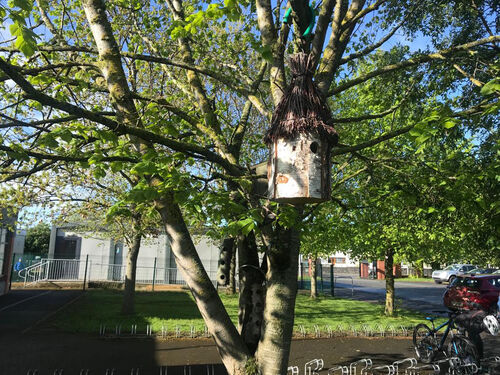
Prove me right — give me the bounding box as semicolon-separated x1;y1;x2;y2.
265;53;338;204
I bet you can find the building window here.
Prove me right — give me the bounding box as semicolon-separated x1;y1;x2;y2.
331;257;346;264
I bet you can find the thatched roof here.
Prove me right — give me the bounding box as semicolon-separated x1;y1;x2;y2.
264;53;338;146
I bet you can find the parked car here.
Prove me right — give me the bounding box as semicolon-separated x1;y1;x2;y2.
443;275;500;312
468;267;499;275
431;264;477;284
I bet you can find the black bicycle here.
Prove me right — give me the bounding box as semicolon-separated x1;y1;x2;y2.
413;311;479;366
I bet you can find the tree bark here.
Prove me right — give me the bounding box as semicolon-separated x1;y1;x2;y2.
228;239;237;295
310;256;318;299
415;260;424;278
256;221;301;375
121;231;141;314
237;232;265;355
156;192;249;374
385;248;395;316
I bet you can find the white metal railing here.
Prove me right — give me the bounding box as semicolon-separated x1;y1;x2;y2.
20;258;218;287
18;259;44;285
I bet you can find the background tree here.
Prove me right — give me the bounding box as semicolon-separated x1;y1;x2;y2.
24;222;51;256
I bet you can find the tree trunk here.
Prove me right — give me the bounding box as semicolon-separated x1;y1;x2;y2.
237;232;265;355
228;239;237;294
310;256;318;299
255;221;301;375
385;248;395;316
121;232;141;314
156;193;249;374
415;260;424;278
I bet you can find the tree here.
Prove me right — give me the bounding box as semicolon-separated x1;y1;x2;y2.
23;164;160;314
0;0;498;373
24;222;51;256
301;207;338;298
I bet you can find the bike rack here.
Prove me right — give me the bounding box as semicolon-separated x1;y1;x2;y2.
447;357;480;375
371;364;396;374
304;359;324;375
24;353;498;375
313;324;321;338
328;365;349;375
407;363;440;375
392;358;417;374
349;358;372;375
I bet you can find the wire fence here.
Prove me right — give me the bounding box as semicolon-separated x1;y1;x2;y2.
297;262;359;296
14;256;219;288
13;256;359;293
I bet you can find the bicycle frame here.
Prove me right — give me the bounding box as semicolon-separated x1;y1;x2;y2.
428;317;454;351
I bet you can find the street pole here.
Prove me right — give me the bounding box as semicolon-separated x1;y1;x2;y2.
152;257;157;292
330;264;334;297
320;263;323;293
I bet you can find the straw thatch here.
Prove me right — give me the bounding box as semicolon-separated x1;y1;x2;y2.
264;53;338;146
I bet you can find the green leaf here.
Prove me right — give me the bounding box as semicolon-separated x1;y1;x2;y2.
480;78;500;96
443;119;458;129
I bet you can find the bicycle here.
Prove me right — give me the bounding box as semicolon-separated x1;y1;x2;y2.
413;311;480;367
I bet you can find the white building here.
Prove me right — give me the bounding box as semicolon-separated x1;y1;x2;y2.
48;225;221;285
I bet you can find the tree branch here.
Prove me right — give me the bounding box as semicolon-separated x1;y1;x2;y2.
343;0;387;28
0;62;98;83
331;86;412;123
311;0;336;69
0;144;138;163
339;10;412;66
316;0;349;94
328;35;500;96
167;0;232;162
0;161;57;183
0;57;244;176
331;125;413;156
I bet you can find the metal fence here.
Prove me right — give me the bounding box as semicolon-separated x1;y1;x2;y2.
16;257;219;287
298;262;357;296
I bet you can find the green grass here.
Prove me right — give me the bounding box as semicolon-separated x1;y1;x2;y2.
51;290;442;334
395;277;434;283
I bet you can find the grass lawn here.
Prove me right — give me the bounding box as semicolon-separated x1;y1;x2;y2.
51;290;442;335
395;277;435;283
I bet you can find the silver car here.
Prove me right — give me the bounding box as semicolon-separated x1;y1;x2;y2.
431;264;477;284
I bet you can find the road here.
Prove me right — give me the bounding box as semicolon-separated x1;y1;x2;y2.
333;278;449;314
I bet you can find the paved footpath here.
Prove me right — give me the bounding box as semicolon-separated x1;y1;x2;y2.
0;289;83;333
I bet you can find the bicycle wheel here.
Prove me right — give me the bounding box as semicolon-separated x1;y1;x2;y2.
447;335;480;369
413;323;438;363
